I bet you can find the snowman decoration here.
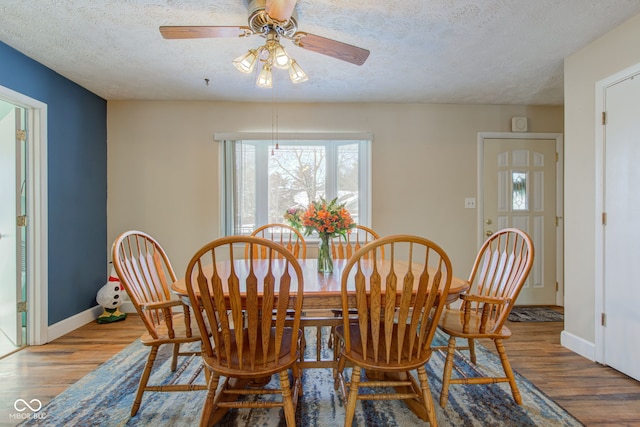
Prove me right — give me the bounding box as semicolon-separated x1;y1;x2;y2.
96;265;127;324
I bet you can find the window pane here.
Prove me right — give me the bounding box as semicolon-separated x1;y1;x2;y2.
268;144;326;223
236;143;256;234
337;143;359;223
512;171;528;211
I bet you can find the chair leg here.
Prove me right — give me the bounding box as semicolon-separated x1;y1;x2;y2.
334;347;347;391
417;366;438;427
439;335;456;408
300;329;307;359
495;339;522;404
280;370;297;427
171;343;180;371
316;327;322;362
291;361;303;402
327;326;334;348
468;338;476;364
131;345;159;416
344;366;361;427
199;371;220;427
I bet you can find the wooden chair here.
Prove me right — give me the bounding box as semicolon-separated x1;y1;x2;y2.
331;224;381;260
437;228;534;407
247;223;307;259
328;225;383;349
185;236;304;427
334;235;453;427
111;230;207;417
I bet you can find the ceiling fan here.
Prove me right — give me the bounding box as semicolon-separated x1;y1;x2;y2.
160;0;370;86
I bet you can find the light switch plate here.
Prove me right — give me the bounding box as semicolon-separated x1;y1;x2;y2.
465;198;476;209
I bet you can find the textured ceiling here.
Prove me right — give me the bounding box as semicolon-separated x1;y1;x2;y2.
1;1;639;105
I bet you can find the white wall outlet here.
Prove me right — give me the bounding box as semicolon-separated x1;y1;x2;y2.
465;197;476;209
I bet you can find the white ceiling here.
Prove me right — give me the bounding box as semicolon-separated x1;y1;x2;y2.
1;0;639;105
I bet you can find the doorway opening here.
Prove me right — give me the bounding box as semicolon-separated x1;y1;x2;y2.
0;85;49;356
0;99;27;358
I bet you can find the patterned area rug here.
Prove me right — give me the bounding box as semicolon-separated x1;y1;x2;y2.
508;306;565;322
18;328;581;427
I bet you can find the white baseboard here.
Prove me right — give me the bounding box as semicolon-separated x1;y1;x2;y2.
47;305;104;342
560;329;596;361
45;302;179;342
120;302;136;313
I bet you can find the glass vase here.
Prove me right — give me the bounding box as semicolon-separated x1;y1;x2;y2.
317;233;333;274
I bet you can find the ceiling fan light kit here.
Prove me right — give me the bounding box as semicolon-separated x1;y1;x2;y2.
160;0;368;89
234;31;307;87
256;63;274;88
288;59;308;83
232;49;259;74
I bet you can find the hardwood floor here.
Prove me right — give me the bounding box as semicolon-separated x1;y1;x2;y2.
0;315;146;427
483;315;640;427
0;311;639;426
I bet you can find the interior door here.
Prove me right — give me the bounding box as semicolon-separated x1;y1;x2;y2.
0;106;22;346
483;138;557;305
603;72;640;381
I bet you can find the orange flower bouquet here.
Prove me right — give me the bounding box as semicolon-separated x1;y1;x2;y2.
299;198;355;273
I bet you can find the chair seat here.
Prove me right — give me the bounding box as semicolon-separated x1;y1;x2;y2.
203;327;300;377
336;323;431;371
438;308;512;339
140;312;202;345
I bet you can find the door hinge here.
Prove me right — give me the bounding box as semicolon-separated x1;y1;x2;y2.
17;215;27;227
602;212;607;225
602;111;607;125
601;312;606;326
16;129;26;141
555;152;559;162
555;282;559;292
17;301;27;313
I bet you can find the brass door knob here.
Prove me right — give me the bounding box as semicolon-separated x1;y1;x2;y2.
486;230;493;236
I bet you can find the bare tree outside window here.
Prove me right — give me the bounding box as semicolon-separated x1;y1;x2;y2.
269;145;326;223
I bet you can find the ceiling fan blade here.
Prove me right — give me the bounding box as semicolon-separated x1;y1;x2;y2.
265;0;297;22
160;26;252;39
294;32;370;66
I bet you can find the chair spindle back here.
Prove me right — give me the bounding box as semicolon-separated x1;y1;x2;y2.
341;234;453;365
186;236;304;371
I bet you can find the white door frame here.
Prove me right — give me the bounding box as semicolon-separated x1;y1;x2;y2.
594;62;640;364
0;85;48;345
478;132;564;306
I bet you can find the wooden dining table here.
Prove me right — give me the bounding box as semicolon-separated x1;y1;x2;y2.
170;257;469;422
171;257;469;311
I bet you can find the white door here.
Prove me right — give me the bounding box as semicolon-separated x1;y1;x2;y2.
603;72;640;381
483;137;557;305
0;105;23;346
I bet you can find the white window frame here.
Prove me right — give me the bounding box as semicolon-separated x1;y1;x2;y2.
216;132;372;238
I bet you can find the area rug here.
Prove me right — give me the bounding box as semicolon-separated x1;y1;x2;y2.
508;306;564;322
18;328;581;427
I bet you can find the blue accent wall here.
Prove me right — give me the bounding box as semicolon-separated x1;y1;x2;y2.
0;41;107;325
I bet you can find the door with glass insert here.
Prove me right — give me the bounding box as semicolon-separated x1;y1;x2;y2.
483;138;557;305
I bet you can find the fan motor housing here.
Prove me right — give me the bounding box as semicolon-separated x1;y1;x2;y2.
248;0;298;37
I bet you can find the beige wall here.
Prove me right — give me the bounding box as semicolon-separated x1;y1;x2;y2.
107;101;562;282
563;13;640;357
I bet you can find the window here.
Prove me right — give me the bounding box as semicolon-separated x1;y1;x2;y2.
219;134;371;237
512;171;528;211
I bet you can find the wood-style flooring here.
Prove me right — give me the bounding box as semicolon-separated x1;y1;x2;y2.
0;310;639;426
